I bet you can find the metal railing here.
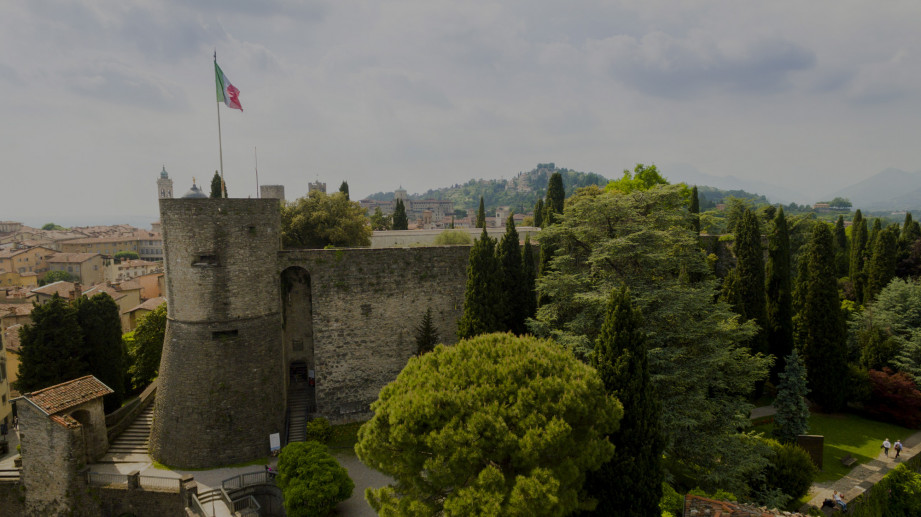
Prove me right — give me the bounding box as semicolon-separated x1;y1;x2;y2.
86;471;128;487
138;474;181;491
222;470;275;491
232;494;262;513
189;493;207;517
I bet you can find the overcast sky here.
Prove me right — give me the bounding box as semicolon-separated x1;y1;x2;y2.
2;1;920;227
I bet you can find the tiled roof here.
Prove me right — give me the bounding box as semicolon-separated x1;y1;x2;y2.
124;297;166;314
83;284;126;300
31;281;76;297
684;495;809;517
0;304;33;317
22;375;113;415
2;324;23;352
47;252;101;263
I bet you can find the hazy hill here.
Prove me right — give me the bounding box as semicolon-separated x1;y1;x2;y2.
831;168;921;211
365;163;608;213
661;163;803;205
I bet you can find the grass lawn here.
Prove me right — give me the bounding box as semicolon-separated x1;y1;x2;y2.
751;412;914;483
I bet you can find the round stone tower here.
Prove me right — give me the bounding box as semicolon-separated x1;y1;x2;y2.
150;198;285;468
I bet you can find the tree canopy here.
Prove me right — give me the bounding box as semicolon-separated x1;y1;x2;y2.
15;294;85;393
355;333;622;516
281;191;372;248
39;270;76;286
210;171;225;198
75;293;127;412
605;163;669;194
126;303;166;391
277;441;354;517
392;199;409;231
530;183;770;491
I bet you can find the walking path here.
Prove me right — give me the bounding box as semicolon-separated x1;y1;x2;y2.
804;428;921;510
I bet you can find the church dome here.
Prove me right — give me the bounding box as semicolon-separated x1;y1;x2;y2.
160;166;169;179
182;181;208;199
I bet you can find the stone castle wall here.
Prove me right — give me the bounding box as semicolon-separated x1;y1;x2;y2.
151;199;285;468
280;246;469;422
18;402;83;515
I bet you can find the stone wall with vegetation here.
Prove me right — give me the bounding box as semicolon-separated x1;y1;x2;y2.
280;246;469;422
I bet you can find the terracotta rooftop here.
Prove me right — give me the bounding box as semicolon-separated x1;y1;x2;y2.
124;297;166;314
83;283;126;300
21;375;113;415
47;252;101;263
685;495;808;517
2;324;23;352
31;280;77;297
0;303;33;317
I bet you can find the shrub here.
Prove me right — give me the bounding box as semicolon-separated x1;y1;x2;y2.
433;229;472;245
277;441;354;517
870;464;921;517
866;368;921;428
659;482;684;516
304;418;332;443
762;440;816;502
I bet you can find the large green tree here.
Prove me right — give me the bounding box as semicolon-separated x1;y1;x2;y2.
734;208;768;356
605;163;668;194
544;172;565;221
765;207;794;384
796;223;848;411
126;303;166;391
690;185;701;234
39;270;76;286
391;199;409;231
277;441;354;517
339;181;350;200
75;293;127;413
355;333;622;516
834;215;849;278
531;184;771;491
15;294;85;393
522;234;537;324
476;196;486;229
370;207;391;231
457;229;502;339
851;278;921;383
866;226;899;302
533;198;544;228
584;288;663;517
281;191;372;247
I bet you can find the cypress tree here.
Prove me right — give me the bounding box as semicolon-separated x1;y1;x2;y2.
210;171;225;198
866;226;899;301
392;199;409;230
720;267;743;316
585;287;663;516
772;349;810;443
900;213;921;248
544;172;565;225
457;228;502;339
75;293;126;412
862;218;883;303
533;198;544;228
14;294;86;393
476;197;486;229
339;181;350;200
834;215;849;278
735;208;768;355
522;234;537;323
798;223;848;411
766;207;794;384
850;210;868;304
690;185;700;234
497;214;526;334
414;308;439;356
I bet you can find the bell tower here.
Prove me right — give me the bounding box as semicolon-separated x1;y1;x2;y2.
157;165;174;199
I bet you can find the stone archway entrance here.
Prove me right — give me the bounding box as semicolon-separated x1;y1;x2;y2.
70;409;94;462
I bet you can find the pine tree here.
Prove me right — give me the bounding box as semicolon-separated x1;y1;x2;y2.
866;226;899;301
496;214;526;334
457;229;502;339
797;223;848;411
690;185;700;235
533;198;544;228
772;349;810;443
392;199;409;230
720;267;743;315
414;308;439;355
585;287;663;516
766;207;794;384
834;215;849;278
210;171;225;198
850;210;868;304
14;294;85;393
339;181;349;200
897;213;921;277
522;234;537;324
735;208;768;355
476;197;486;229
75;293;127;412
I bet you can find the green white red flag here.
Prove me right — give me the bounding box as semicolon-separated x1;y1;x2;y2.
214;58;243;111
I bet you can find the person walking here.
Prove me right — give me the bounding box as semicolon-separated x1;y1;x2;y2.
894;439;903;459
882;438;891;457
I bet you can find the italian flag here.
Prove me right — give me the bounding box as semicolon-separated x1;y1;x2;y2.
214;59;243;111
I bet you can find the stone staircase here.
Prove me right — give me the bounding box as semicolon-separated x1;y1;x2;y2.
99;404;152;463
286;383;314;444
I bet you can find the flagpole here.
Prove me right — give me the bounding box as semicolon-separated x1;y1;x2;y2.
215;51;226;198
254;146;260;198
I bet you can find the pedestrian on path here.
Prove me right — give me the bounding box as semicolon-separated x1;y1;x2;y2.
882;438;891;456
894;439;903;459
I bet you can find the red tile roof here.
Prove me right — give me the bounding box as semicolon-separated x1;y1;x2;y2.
23;375;113;415
684;495;809;517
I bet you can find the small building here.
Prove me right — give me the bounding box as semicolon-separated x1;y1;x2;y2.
121;297;165;332
47;252;106;285
0;246;57;276
2;324;23;399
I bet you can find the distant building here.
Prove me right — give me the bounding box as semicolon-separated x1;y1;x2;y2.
58;230;163;262
121;297;165;332
105;259;160;283
0;246;57;276
157;166;174;199
308;180;327;195
46;253;106;285
359;187;455;229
